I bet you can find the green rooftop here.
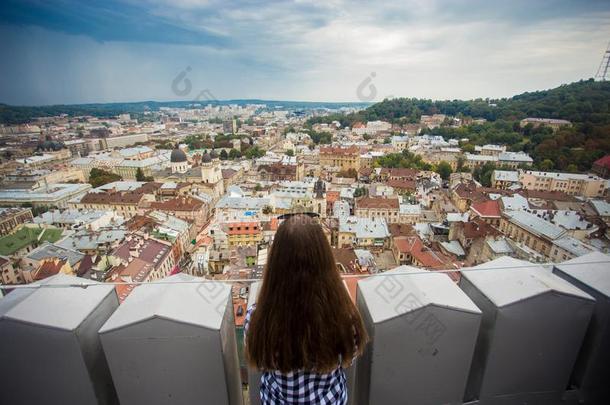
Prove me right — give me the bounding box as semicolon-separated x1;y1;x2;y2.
152;230;177;243
0;226;63;256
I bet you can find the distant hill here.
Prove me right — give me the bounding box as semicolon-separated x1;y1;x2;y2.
0;99;371;125
308;78;610;126
307;79;610;173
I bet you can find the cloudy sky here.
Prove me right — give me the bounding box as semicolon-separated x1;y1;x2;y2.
1;0;609;105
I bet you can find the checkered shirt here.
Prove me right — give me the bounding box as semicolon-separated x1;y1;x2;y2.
244;305;348;404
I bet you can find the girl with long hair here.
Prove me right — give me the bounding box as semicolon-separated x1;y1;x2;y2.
245;214;369;404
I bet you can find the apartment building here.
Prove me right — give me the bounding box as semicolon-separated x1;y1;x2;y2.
71;182;161;218
492;170;520;189
0;183;91;208
520;118;571;131
319;146;360;171
354;197;400;223
257;162;304;181
0;255;21;284
224;221;262;247
337;216;390;249
149;196;209;229
475;144;506;156
107;235;175;302
0;208;33;236
519;170;606;198
592;155;610;178
499;210;566;257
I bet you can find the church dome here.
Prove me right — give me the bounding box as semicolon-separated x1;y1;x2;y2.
170;148;187;163
201;153;212;163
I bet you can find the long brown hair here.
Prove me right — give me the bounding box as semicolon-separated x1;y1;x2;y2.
246;214;369;373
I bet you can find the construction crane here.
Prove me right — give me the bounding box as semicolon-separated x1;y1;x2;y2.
595;41;610;81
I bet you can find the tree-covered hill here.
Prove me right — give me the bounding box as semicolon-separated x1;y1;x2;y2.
308;78;610;126
307;79;610;173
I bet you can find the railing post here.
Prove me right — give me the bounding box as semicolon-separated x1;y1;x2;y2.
99;273;243;405
246;281;263;405
553;252;610;404
0;274;119;405
355;266;482;405
459;256;595;404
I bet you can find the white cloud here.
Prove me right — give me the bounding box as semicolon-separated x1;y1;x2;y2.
1;0;610;104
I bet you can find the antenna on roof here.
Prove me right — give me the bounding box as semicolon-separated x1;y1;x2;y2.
595;40;610;81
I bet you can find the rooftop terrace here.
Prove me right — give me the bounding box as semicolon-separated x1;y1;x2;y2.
0;225;63;256
0;252;609;405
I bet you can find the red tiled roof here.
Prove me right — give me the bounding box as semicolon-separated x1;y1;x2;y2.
112;258;153;303
124;215;155;231
112;238;171;268
386;179;417;191
388;223;416;237
34;258;67;281
332;248;359;273
470;199;501;218
356;197;400;210
233;296;247;327
150;196;204;212
594;155;610;169
80;190;144;205
394;236;455;273
462;218;501;239
222;168;237;179
344;277;366;304
320;146;359;156
518;189;578;202
394;236;421;253
452;182;487;202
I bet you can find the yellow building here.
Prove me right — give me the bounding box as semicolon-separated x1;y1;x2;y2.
519;170;606;198
225;222;263;247
499;210;566;257
319;146;360;171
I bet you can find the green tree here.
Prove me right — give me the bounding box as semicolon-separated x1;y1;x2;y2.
229;148;241;159
435;161;453;180
353;186;367;198
473;162;496;187
566;163;578;173
456;155;467;172
539;159;554;171
245;146;266;159
89;168;122;188
135;167;146;182
461;143;476;153
220;149;229;160
285;149;294;157
308;131;332;144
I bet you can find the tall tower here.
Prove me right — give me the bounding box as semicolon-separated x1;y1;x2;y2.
595;41;610;81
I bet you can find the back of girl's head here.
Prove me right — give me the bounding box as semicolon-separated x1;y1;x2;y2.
246;214;368;373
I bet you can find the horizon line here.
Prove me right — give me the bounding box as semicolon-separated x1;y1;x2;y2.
0;77;602;109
